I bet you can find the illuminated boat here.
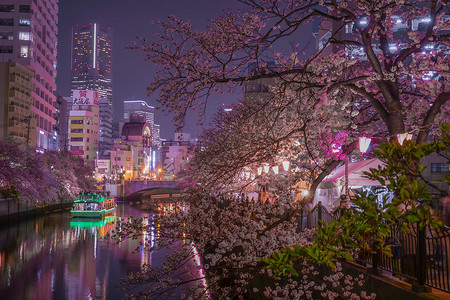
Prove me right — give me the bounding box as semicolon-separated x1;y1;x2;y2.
70;215;116;237
70;193;116;218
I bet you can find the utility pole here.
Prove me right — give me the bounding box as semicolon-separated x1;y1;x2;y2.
24;116;31;145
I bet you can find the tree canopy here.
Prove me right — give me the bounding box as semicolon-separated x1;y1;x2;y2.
134;0;448;142
0;138;95;204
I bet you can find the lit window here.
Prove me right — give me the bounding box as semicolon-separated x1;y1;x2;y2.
19;31;32;41
431;163;449;173
19;19;31;26
20;45;29;58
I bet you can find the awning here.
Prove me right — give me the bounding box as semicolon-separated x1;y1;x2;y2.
321;158;384;187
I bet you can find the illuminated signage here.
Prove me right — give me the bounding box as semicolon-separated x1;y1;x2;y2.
73;90;99;106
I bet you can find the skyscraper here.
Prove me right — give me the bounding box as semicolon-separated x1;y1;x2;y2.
0;0;59;149
71;23;112;103
99;97;113;155
71;23;113;154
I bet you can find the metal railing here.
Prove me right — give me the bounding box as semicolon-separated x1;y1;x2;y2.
297;202;450;293
297;201;339;232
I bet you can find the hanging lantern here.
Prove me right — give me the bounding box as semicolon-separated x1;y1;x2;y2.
397;133;412;145
272;166;279;174
257;166;263;175
245;171;251;180
282;160;290;171
263;164;270;173
359;137;372;153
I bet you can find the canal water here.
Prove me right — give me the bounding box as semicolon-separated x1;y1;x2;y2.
0;203;190;300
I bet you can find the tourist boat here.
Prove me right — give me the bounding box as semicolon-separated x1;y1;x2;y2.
70;215;116;237
71;193;117;218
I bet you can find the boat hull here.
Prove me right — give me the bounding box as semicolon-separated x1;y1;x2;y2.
70;207;116;218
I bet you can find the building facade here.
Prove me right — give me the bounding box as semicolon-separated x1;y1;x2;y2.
68;90;99;168
118;114;152;180
123;100;161;150
0;0;59;149
55;95;68;150
99;97;112;155
0;62;36;146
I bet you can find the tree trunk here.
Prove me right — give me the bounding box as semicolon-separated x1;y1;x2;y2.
387;114;405;142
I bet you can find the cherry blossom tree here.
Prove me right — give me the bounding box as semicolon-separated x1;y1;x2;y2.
41;150;96;200
113;192;376;299
133;0;448;142
187;90;377;201
0;138;95;205
0;138;57;205
117;1;449;298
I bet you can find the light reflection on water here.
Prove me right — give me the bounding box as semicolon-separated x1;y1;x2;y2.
0;203;191;300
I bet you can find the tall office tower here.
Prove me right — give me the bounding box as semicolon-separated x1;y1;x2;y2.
123;100;161;149
98;97;112;155
0;0;59;149
153;123;161;149
71;23;112;104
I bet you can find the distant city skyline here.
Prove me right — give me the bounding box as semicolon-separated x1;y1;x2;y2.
57;0;244;139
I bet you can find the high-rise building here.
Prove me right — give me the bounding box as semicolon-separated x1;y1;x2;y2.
123;100;161;149
71;23;112;104
99;97;113;155
0;0;59;149
0;62;36;146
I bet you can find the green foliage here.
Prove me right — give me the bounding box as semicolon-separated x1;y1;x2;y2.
263;123;449;276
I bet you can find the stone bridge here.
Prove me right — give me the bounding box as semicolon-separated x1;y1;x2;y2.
123;180;188;197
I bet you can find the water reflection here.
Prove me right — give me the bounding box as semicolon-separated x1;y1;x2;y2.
0;203;180;300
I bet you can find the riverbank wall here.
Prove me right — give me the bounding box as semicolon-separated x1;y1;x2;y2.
0;197;72;226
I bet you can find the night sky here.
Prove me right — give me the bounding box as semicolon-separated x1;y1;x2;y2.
57;0;244;139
